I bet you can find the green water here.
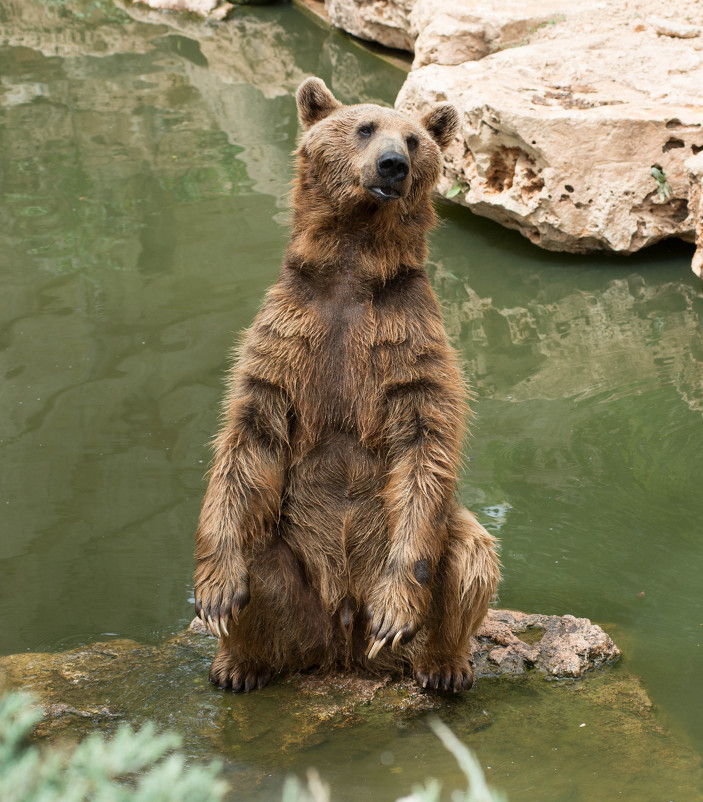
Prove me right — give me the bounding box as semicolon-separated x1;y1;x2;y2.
1;1;702;799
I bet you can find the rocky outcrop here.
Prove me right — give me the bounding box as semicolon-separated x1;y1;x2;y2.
686;153;703;279
473;609;619;679
323;0;603;66
324;0;703;269
325;0;415;51
0;610;620;748
410;0;606;70
129;0;280;17
397;31;703;255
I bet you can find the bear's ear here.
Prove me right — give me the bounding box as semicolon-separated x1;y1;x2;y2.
420;104;459;151
296;78;343;130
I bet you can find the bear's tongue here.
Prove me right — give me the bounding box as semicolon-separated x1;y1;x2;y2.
370;185;400;201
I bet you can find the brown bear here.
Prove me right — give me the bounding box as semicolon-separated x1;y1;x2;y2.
194;77;500;693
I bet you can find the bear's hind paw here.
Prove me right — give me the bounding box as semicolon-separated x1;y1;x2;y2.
414;659;473;693
209;657;271;693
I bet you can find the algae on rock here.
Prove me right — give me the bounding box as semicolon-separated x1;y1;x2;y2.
1;611;701;800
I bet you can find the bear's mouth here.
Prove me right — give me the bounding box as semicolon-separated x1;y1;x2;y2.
367;185;402;202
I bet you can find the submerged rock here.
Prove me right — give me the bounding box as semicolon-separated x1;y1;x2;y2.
0;609;619;740
189;608;620;681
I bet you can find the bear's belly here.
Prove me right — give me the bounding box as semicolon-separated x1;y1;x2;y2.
279;430;387;607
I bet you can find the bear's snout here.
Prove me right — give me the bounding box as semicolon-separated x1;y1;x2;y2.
377;151;409;184
365;147;410;203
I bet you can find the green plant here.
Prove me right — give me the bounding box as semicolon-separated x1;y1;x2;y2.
650;165;673;201
446;179;470;199
0;691;228;802
0;693;505;802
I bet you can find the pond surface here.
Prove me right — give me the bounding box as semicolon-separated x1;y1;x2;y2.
1;1;702;800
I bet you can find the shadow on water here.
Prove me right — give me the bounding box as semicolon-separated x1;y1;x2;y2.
0;1;702;800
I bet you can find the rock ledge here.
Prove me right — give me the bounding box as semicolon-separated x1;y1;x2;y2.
189;607;620;682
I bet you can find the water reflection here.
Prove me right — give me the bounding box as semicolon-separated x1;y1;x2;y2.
438;265;703;413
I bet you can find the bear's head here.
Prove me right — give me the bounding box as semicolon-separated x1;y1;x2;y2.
295;77;458;212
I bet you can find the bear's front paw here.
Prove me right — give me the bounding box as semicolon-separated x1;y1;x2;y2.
365;581;429;660
194;571;250;639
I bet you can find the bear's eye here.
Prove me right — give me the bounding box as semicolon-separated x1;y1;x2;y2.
357;124;374;138
406;135;419;151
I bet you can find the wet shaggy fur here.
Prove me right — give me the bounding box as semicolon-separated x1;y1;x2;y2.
194;78;500;693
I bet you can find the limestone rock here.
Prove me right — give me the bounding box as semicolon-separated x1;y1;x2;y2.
1;610;620;747
473;609;620;679
409;0;606;69
324;0;416;52
648;16;703;40
323;0;596;63
397;31;703;254
131;0;233;19
323;0;703;264
686;153;703;278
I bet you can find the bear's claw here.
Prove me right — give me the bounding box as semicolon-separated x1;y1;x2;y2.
365;597;420;661
366;620;417;659
209;658;271;693
414;661;474;692
195;581;250;638
366;636;387;660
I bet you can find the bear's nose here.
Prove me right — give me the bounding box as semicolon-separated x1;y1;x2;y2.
377;151;409;183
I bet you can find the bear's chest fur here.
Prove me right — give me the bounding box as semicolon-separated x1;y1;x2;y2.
254;262;439;455
276;263;429;447
300;271;375;435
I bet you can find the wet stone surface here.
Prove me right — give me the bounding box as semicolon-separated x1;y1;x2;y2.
1;610;702;800
1;608;620;744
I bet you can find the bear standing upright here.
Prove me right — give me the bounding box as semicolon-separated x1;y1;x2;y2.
194;77;500;693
